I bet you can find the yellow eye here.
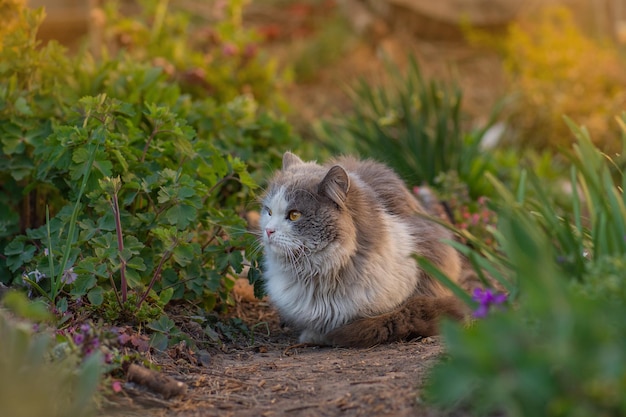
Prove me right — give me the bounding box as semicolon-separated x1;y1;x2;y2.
265;207;272;216
288;210;301;221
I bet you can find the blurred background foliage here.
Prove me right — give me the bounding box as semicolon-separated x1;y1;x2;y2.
466;6;626;153
3;0;626;415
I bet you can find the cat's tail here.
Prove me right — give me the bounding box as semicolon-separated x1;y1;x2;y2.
325;295;468;348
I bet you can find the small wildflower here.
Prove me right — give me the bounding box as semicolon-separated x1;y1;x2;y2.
62;267;77;284
80;323;91;333
472;288;507;318
111;381;123;393
73;333;85;345
222;42;238;56
90;337;100;349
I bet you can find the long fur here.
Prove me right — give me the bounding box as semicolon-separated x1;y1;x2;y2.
260;152;465;346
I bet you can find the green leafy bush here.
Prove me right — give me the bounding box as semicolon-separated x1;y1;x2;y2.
425;115;626;416
0;3;296;321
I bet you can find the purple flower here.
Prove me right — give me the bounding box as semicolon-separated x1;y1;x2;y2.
73;333;85;345
80;323;91;333
62;267;77;284
90;337;100;350
472;288;507;318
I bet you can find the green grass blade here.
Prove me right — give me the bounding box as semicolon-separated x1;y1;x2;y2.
570;166;583;236
52;131;101;300
45;206;55;300
415;256;476;308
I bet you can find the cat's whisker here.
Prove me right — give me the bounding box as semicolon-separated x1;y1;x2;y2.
247;241;264;259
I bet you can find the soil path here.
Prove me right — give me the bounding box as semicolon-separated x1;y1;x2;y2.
101;301;454;417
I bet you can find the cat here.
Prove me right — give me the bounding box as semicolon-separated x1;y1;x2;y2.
259;152;467;347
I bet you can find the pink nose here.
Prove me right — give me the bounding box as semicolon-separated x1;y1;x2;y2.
265;228;275;238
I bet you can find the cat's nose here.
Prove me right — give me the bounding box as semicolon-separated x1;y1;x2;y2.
265;228;275;238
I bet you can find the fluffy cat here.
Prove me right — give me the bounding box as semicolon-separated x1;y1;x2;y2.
259;152;467;347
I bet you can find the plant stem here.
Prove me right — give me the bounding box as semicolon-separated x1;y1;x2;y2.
136;248;173;309
111;187;128;304
140;126;160;163
108;272;122;307
202;173;242;205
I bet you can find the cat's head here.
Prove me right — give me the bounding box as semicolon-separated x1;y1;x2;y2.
259;152;356;264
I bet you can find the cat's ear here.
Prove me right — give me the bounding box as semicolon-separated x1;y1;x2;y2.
282;152;304;170
319;165;350;208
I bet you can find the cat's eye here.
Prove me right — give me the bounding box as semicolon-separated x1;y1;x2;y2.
288;210;301;221
264;206;272;216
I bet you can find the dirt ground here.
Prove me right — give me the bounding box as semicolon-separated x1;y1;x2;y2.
100;299;459;417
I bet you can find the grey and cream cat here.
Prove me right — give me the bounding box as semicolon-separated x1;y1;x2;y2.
260;152;467;347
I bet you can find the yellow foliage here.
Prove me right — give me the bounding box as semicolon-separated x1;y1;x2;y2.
502;7;626;151
0;0;27;41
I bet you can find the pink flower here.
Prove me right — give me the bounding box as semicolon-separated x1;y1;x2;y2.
222;43;238;56
111;381;123;393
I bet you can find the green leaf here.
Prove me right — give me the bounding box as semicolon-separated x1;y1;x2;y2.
127;256;147;271
159;287;174;305
165;204;197;228
125;268;144;288
173;243;194;267
14;97;34;116
55;297;68;313
227;250;244;274
2;136;25;155
87;286;104;306
70;274;97;297
4;240;36;272
147;315;176;333
149;332;169;351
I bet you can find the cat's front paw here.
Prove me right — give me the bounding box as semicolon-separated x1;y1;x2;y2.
298;329;330;345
